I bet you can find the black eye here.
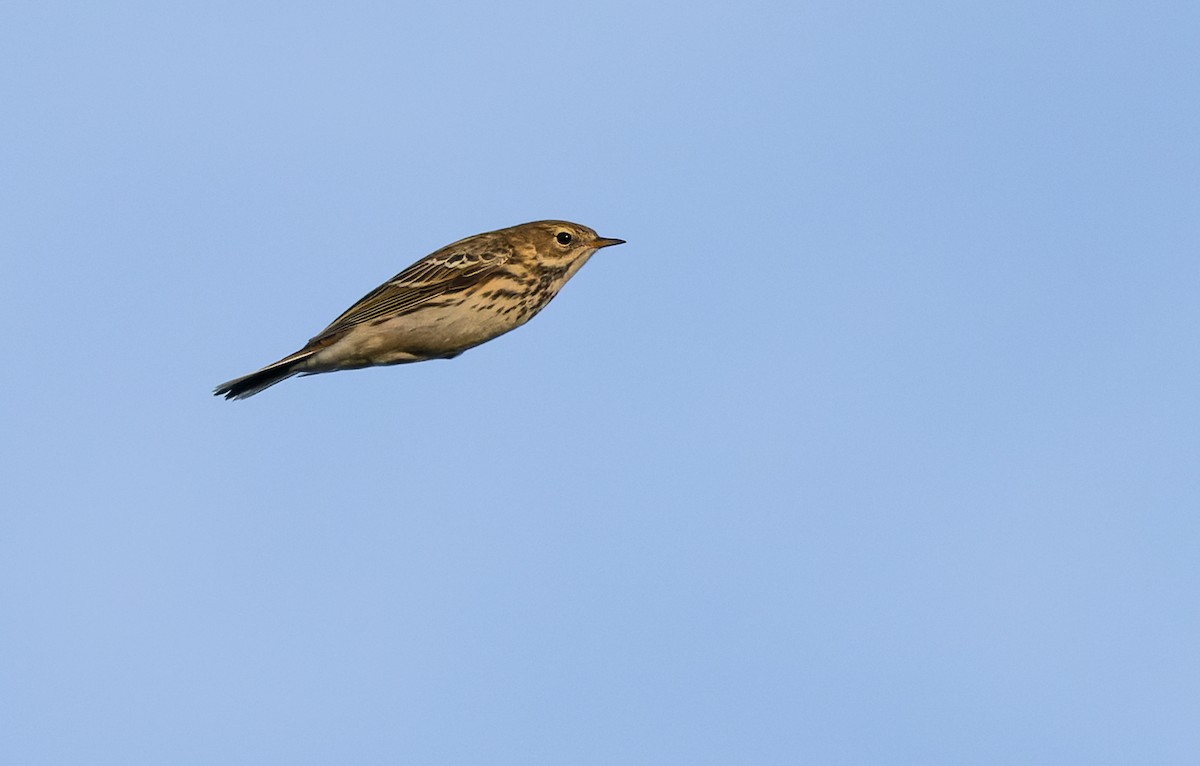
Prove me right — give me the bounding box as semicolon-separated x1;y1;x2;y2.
556;232;572;245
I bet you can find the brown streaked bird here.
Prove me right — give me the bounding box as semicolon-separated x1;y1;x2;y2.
214;220;625;399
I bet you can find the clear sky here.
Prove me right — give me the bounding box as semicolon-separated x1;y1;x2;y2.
2;1;1198;763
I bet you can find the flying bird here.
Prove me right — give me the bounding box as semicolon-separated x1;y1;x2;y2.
214;220;625;399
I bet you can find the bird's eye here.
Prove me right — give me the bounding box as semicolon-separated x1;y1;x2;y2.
556;232;572;245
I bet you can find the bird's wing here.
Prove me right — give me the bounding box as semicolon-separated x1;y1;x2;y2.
309;246;511;341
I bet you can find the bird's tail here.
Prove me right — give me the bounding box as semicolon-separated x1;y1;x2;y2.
213;349;317;400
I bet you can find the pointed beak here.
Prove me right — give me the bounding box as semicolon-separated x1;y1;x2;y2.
592;237;626;249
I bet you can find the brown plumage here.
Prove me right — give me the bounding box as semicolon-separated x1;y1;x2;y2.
214;220;625;399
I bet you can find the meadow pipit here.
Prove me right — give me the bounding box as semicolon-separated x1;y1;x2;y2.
214;220;625;399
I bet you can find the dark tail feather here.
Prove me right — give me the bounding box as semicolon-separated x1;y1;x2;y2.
213;350;315;400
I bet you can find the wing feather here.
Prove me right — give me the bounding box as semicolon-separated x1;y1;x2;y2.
310;245;511;341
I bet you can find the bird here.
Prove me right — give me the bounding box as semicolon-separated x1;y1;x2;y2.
214;220;625;399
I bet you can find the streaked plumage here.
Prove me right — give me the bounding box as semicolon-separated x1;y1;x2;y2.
214;220;624;399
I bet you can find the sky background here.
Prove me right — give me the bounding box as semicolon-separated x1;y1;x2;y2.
2;1;1198;763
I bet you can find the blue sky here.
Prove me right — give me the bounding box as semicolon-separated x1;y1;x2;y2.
2;1;1198;763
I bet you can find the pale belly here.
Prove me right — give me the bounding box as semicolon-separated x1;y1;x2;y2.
305;297;540;371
